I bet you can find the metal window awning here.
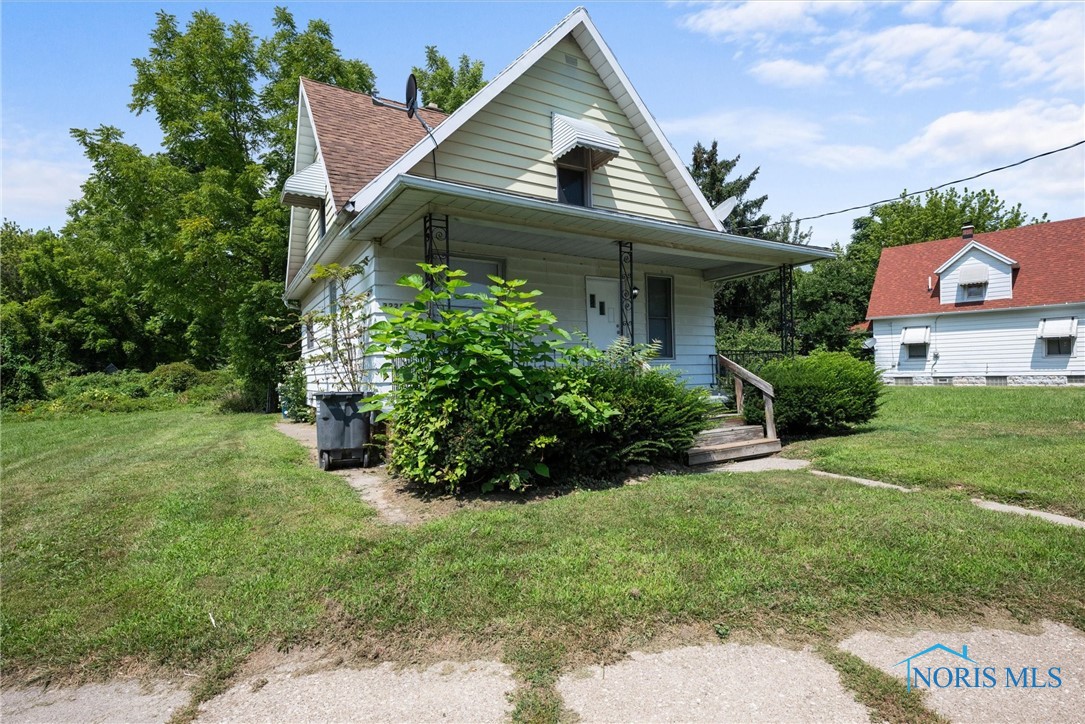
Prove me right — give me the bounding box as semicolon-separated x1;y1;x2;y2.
901;326;931;345
552;113;620;169
281;159;327;208
1037;318;1078;339
958;265;989;286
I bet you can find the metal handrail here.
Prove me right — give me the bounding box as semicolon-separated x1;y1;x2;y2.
717;354;777;440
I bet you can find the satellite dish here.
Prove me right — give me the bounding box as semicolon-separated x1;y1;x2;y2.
406;74;418;119
713;196;738;224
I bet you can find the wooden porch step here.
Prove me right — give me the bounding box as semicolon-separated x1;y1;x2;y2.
695;424;764;446
687;438;782;466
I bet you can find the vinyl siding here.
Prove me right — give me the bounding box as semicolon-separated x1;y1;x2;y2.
939;250;1013;305
367;240;716;391
299;241;379;401
873;305;1085;382
408;37;698;226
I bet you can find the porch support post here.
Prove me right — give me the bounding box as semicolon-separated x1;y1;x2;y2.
617;240;634;341
423;213;450;318
779;264;795;356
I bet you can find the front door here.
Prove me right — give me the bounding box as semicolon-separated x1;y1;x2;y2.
585;277;621;350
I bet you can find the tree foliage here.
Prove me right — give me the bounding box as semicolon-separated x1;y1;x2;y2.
411;46;485;113
796;187;1042;352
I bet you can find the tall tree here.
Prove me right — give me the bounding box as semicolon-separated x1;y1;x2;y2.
411;46;485;113
690;141;811;349
795;187;1043;352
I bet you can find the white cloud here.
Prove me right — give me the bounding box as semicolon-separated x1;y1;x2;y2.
828;24;1013;92
1004;6;1085;92
1;125;88;229
941;0;1035;26
661;108;824;153
679;1;860;42
748;58;829;87
900;1;942;20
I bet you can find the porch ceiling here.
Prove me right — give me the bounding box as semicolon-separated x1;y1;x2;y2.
287;174;835;297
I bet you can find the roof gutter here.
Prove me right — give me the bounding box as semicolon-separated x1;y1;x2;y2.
869;300;1085;321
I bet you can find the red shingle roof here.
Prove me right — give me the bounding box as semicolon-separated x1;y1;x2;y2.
301;78;448;210
866;217;1085;319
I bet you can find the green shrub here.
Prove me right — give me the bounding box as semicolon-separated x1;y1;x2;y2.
743;352;883;434
277;360;313;423
147;362;206;393
372;266;710;492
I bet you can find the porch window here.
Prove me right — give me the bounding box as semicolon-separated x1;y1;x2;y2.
451;257;504;309
646;275;674;359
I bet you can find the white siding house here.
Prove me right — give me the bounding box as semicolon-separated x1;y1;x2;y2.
281;7;835;400
867;220;1085;386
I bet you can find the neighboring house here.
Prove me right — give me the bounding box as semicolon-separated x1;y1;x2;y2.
281;7;834;399
867;218;1085;386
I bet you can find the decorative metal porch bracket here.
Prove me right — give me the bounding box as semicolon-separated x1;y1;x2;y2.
778;264;795;356
618;240;634;341
423;213;450;318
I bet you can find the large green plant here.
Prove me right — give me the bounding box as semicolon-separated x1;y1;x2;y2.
744;352;883;434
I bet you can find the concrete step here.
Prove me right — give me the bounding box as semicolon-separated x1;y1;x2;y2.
687;438;782;466
696;424;764;446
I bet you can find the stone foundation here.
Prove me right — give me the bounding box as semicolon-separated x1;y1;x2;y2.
884;374;1075;386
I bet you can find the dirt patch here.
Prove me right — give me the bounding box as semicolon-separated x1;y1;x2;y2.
2;679;190;724
275;421;674;525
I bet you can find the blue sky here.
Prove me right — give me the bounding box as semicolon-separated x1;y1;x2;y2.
2;1;1082;246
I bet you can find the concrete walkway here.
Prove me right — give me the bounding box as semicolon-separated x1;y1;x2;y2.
7;622;1084;723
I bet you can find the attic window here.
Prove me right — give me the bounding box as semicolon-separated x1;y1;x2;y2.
958;265;988;299
556;148;590;207
552;113;620;170
281;159;327;209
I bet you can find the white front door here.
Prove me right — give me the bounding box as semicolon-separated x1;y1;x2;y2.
585;277;621;350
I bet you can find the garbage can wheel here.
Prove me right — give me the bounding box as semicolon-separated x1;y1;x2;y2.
319;450;332;471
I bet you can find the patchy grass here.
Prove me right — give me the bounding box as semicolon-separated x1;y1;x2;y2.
3;407;1084;719
784;386;1085;518
817;645;947;724
1;409;373;682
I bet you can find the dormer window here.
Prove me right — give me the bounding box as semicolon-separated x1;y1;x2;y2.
958;265;988;301
556;147;590;206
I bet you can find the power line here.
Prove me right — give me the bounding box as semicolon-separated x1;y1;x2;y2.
734;139;1085;233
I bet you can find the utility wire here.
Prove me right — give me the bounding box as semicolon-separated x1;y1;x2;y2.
734;139;1085;233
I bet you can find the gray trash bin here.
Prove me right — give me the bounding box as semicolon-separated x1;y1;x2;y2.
314;391;375;470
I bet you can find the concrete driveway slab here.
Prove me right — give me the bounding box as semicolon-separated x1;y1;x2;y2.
1;680;188;724
840;621;1085;723
557;643;869;723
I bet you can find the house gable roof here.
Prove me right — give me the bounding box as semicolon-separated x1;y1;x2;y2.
345;6;722;231
300;77;448;211
867;217;1085;319
933;240;1018;274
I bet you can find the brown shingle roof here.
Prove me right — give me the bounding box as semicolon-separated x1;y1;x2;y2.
866;217;1085;319
301;78;448;210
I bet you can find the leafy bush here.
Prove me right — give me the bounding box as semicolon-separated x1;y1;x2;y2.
147;362;207;393
1;336;47;407
372;266;710;492
277;360;313;423
743;352;883;434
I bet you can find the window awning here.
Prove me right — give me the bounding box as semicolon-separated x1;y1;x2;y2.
552;113;620;169
281;159;327;209
1037;318;1078;339
901;326;931;345
958;265;989;286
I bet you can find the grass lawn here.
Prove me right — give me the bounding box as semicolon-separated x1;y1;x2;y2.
784;386;1085;518
3;405;1084;719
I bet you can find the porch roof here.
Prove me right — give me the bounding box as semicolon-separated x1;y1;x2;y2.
286;174;835;298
